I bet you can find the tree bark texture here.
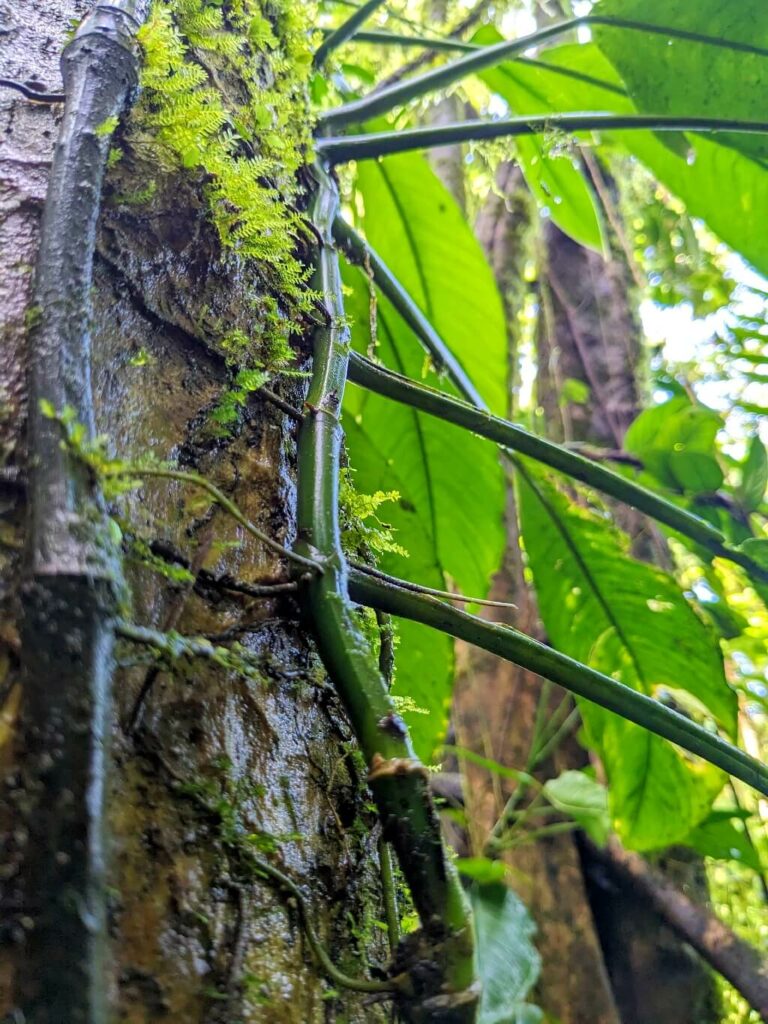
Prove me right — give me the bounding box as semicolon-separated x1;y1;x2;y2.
0;5;390;1022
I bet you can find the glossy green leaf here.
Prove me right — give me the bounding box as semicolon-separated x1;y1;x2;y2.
543;770;610;845
470;884;542;1024
595;0;768;164
352;151;508;415
487;41;768;280
342;301;505;759
343;152;507;761
739;435;768;512
683;809;764;872
472;25;605;252
624;397;724;495
517;463;735;849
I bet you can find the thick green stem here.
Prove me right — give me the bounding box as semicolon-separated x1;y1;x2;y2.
320;14;768;128
334;217;486;409
20;4;148;1021
348;568;768;798
297;164;478;1021
318;113;768;163
313;0;389;69
347;351;768;586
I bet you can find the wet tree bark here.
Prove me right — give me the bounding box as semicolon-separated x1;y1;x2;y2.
0;5;389;1022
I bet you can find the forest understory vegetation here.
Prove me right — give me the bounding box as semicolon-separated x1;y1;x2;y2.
1;1;768;1023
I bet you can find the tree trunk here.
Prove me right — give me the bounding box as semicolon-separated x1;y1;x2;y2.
538;217;718;1024
0;5;390;1022
452;164;622;1024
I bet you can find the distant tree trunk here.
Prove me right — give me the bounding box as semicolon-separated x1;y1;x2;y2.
452;164;622;1024
538;215;718;1024
0;5;389;1022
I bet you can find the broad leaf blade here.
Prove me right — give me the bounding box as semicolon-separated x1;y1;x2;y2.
595;0;768;164
517;463;735;849
482;41;768;280
343;264;506;760
471;884;542;1024
473;25;606;253
543;770;610;845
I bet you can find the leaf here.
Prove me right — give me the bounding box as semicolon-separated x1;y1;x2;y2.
624;396;724;494
517;463;735;850
342;273;505;760
470;884;542;1024
485;41;768;281
352;149;508;415
456;857;508;885
683;810;764;872
739;435;768;512
594;0;768;165
472;25;606;252
543;770;610;845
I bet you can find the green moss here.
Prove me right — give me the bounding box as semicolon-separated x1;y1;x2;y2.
133;0;317;344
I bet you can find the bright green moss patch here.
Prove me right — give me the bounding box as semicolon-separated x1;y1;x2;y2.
133;0;318;347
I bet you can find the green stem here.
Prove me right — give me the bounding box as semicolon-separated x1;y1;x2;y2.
378;835;400;954
318;113;768;163
348;568;768;798
346;351;768;585
297;163;478;1019
320;14;768;128
104;465;319;571
334;217;486;409
313;0;389;69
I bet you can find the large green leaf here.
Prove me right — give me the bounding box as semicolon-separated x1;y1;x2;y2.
517;463;735;850
595;0;768;164
543;769;610;845
623;396;724;495
342;268;506;759
478;41;768;280
343;152;507;760
682;808;764;873
470;884;542;1024
352;151;508;415
472;25;606;252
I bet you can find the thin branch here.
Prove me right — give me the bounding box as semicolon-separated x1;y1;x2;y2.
320;14;768;128
586;837;768;1020
348;567;768;799
318;112;768;163
104;465;320;572
334;216;487;409
372;0;493;93
351;562;517;610
0;77;65;103
346;352;768;586
313;0;389;69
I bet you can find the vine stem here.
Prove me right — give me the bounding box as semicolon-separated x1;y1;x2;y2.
103;464;320;571
347;568;768;799
317;113;768;163
313;0;389;69
335;217;485;409
346;351;768;587
319;14;768;129
19;4;149;1021
296;162;479;1021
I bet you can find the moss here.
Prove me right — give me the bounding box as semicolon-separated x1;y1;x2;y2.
132;0;317;341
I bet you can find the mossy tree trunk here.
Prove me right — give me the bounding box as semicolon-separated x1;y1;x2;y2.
0;5;391;1022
